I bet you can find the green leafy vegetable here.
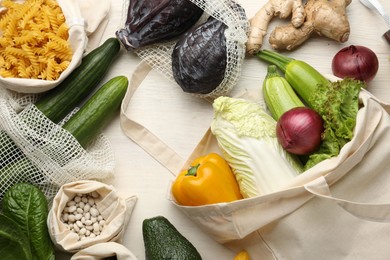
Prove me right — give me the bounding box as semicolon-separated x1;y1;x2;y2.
304;78;362;169
257;50;363;170
0;214;33;260
2;183;55;260
211;96;303;198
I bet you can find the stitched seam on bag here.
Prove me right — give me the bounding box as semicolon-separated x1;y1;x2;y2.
255;229;278;260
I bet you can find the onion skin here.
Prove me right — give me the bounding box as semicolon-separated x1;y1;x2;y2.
331;45;379;82
276;107;324;155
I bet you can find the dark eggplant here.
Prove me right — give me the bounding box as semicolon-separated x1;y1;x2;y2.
172;16;228;94
116;0;203;51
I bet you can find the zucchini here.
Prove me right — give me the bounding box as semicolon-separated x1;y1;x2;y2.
257;49;329;105
262;65;304;120
62;75;129;148
35;37;121;124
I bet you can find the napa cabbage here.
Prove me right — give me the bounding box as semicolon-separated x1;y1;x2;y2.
211;96;303;198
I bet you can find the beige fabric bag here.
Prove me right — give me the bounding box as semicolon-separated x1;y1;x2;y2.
121;62;390;259
0;0;110;93
70;242;138;260
48;180;137;253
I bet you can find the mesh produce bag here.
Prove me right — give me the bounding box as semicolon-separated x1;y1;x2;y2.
120;0;249;99
0;88;115;203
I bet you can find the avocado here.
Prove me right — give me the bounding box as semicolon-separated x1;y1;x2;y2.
142;216;202;260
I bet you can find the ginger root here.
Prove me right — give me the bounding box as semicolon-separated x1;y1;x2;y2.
269;0;352;50
246;0;305;55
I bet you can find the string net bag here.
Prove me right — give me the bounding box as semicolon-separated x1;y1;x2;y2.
0;88;115;205
121;0;249;100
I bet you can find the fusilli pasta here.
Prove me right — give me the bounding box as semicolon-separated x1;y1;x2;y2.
0;0;72;80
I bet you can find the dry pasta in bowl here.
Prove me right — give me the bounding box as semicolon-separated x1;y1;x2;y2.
0;0;88;93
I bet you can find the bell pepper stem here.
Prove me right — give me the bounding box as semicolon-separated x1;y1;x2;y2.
185;164;200;176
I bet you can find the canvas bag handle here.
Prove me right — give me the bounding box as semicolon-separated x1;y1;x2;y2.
120;61;185;175
305;176;390;222
120;61;390;223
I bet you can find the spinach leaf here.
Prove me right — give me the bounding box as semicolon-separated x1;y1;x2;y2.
0;214;33;260
2;183;55;260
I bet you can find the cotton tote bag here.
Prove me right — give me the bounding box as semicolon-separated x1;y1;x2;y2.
121;61;390;259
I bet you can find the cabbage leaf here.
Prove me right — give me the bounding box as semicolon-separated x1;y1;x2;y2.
211;96;303;198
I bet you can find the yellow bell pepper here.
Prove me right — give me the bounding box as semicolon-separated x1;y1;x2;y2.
234;250;250;260
171;153;243;206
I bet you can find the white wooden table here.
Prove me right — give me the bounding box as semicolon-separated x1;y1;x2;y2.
57;0;390;259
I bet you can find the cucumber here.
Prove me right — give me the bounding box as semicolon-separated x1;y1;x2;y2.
62;75;129;148
0;76;128;201
35;37;121;124
0;38;121;169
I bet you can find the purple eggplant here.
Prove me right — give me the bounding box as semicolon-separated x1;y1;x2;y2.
172;17;228;94
116;0;203;51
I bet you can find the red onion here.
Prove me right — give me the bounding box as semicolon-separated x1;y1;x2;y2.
331;45;379;82
276;107;324;155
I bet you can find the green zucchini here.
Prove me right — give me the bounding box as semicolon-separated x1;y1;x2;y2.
62;75;129;148
262;65;305;120
35;37;121;124
257;49;329;105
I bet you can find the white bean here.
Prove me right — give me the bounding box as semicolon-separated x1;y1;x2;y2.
74;196;81;203
61;191;105;240
76;221;83;228
68;214;75;222
78;201;85;209
93;223;99;232
88;198;95;206
79;228;86;235
67;200;76;207
90;208;99;217
86;225;93;231
84;204;91;213
67;205;76;213
73;224;80;233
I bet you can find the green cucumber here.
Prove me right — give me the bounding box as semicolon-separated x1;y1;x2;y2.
62;75;129;148
0;76;128;200
35;37;121;124
0;38;121;169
